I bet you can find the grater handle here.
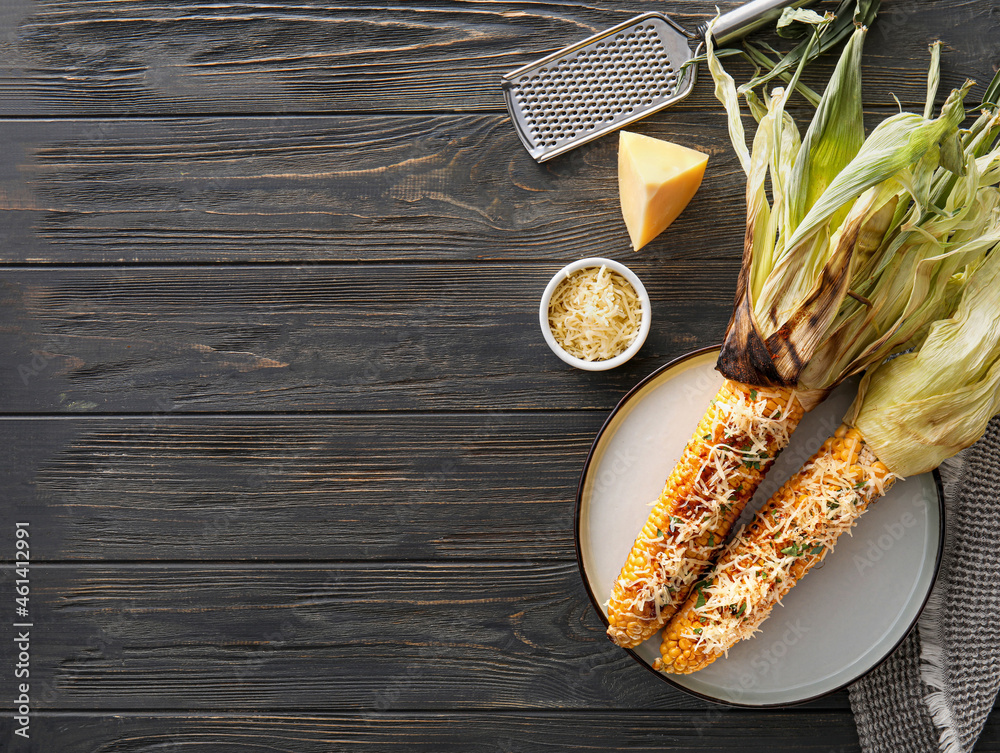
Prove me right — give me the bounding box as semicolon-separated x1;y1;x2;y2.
700;0;818;46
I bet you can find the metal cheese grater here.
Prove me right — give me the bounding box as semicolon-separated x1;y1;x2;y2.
502;0;815;162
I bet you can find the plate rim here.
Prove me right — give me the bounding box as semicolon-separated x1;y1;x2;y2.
573;345;946;708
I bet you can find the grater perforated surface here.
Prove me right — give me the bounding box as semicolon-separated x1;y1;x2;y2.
502;13;699;162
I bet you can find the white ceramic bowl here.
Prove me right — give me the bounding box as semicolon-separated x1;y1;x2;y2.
539;257;651;371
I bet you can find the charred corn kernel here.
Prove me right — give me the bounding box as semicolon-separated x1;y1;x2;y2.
656;425;897;674
605;379;816;648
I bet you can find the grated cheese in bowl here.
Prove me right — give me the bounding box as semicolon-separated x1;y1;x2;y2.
548;265;643;362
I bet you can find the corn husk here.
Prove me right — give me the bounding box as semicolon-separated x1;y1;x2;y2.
709;17;999;391
801;123;1000;387
848;245;1000;476
984;67;1000;109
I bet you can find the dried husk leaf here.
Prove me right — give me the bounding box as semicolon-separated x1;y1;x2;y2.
735;0;880;98
776;7;832;39
802;148;1000;387
712;26;869;386
848;247;1000;476
709;23;988;390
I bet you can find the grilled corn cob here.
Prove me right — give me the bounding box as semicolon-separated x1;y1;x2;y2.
655;424;896;674
605;380;817;648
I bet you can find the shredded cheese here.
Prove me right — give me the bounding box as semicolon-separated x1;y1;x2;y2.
548;265;641;361
685;442;899;658
615;385;801;624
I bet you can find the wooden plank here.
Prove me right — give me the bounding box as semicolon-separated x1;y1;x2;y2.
0;265;732;412
0;712;874;751
0;113;743;264
0;413;603;562
0;1;994;115
0;563;850;711
0;105;989;266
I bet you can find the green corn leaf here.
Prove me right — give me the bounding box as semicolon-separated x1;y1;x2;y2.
737;0;881;97
785;81;973;254
742;43;822;107
786;26;868;232
983;67;1000;109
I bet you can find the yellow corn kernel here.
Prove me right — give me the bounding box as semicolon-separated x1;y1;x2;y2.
606;380;810;648
657;425;895;674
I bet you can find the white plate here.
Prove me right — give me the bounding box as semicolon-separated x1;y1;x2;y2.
576;347;943;706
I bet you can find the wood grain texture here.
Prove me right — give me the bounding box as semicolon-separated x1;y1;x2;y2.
0;108;944;266
0;114;744;264
0;265;732;412
0;712;875;752
0;563;850;712
1;0;997;747
0;413;604;562
0;0;995;115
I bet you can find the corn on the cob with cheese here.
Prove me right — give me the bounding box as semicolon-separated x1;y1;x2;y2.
606;380;815;647
657;232;1000;675
606;22;999;647
655;425;893;673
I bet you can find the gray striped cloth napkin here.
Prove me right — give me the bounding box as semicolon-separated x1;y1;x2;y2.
849;416;1000;752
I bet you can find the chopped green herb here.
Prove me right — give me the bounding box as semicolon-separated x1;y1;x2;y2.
809;543;825;556
655;528;663;538
750;389;759;400
693;579;710;609
707;534;716;547
693;627;703;635
735;600;747;617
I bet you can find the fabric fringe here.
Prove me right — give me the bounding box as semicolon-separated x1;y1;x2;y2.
918;450;966;753
852;420;1000;753
919;587;962;753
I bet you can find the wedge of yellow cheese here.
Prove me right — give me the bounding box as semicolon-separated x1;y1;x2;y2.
618;131;709;251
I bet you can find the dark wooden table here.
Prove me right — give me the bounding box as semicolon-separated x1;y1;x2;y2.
1;1;999;750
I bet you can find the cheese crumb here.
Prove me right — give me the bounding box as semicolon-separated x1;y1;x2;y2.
686;444;900;658
548;265;641;361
